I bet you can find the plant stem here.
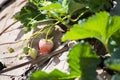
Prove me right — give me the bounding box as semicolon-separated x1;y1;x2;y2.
45;25;53;40
104;39;111;54
30;29;44;47
68;10;89;22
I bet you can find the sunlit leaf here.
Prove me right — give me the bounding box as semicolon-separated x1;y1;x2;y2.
29;69;74;80
68;42;100;80
29;0;58;7
62;12;120;47
29;0;41;7
40;3;66;14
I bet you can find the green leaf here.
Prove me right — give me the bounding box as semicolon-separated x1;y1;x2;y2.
111;74;120;80
29;69;74;80
87;0;107;12
30;70;48;80
73;0;87;3
62;12;120;47
39;3;67;15
62;23;101;41
107;16;120;52
29;0;41;7
107;16;120;39
14;4;46;32
108;30;120;52
105;59;120;72
68;0;85;14
29;0;59;7
73;0;112;12
68;42;100;80
104;47;120;72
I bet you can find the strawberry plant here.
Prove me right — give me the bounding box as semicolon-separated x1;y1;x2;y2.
13;0;120;80
14;0;113;33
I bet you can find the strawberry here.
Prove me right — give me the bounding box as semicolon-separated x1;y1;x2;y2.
39;39;54;55
28;48;37;59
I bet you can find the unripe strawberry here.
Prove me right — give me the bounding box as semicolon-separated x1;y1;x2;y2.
28;48;37;59
39;39;54;55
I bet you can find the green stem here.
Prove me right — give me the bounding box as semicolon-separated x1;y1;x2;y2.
59;75;80;79
37;19;56;23
52;10;89;28
104;39;111;54
30;29;44;47
26;14;41;27
49;12;70;28
44;15;68;40
68;10;89;22
45;25;53;40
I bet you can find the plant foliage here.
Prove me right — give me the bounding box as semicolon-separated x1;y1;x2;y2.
62;12;120;49
29;42;100;80
111;73;120;80
30;69;73;80
15;0;113;33
68;42;100;80
14;4;46;33
105;47;120;72
14;0;120;80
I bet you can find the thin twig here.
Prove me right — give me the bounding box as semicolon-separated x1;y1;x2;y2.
0;45;69;74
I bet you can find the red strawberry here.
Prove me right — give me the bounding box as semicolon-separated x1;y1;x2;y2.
39;39;54;55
